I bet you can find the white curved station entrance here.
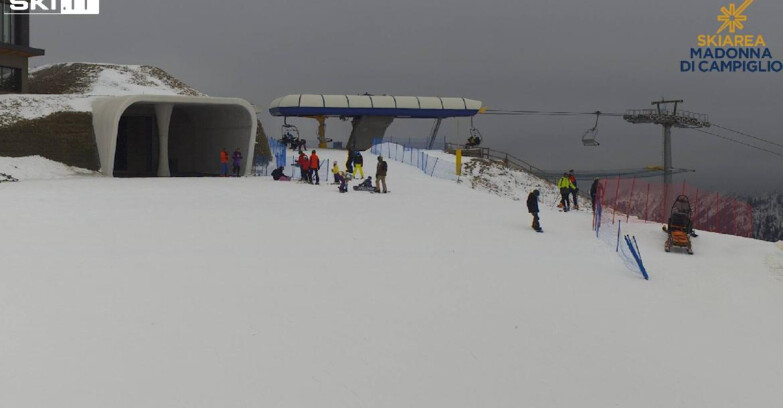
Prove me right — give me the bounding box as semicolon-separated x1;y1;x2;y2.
92;95;257;177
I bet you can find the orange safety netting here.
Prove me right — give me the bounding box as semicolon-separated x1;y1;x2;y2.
595;177;753;238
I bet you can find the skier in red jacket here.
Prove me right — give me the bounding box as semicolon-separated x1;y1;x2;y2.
309;150;320;185
298;152;311;183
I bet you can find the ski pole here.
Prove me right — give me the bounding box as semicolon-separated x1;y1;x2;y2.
551;194;562;208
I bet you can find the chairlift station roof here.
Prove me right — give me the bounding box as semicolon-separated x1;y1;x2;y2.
269;94;483;118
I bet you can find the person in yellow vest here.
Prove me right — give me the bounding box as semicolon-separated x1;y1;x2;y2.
557;172;576;212
332;161;340;184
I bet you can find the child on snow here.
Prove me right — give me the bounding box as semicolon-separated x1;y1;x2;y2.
332;162;340;184
527;190;542;232
337;171;348;193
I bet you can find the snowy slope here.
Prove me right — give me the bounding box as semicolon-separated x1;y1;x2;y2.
0;156;98;180
0;94;94;127
0;63;205;128
29;63;205;97
0;149;782;408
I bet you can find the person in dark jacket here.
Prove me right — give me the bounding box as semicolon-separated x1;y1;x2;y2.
375;156;388;193
527;189;542;232
357;176;373;188
590;177;603;213
568;170;579;210
346;150;354;174
232;148;243;177
353;151;364;179
271;166;290;181
336;171;348;193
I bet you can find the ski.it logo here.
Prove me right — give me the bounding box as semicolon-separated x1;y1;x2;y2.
9;0;100;15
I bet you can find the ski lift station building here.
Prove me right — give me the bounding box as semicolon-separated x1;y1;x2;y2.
92;95;257;177
269;94;483;150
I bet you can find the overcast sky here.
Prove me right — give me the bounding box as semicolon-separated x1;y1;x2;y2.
31;0;783;194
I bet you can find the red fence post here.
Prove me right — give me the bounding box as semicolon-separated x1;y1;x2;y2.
681;180;686;196
693;188;700;228
644;184;650;223
661;183;671;225
627;176;637;223
733;199;738;236
714;193;719;232
612;175;621;224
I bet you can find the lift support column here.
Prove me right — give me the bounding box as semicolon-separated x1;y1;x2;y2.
154;103;173;177
316;116;327;148
427;118;443;150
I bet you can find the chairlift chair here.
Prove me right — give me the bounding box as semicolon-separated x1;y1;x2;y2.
281;118;301;149
582;111;601;147
466;117;483;148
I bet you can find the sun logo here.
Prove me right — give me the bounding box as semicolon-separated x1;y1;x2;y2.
717;0;754;34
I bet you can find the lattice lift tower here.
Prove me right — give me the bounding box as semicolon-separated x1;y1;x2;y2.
623;100;711;188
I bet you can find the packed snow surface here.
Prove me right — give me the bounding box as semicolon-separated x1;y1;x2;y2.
0;155;97;180
1;149;781;407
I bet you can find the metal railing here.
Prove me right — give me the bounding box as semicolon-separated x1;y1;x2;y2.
623;109;711;128
444;143;553;182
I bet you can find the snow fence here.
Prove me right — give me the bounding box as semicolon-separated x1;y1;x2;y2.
594;199;649;280
371;141;459;182
268;137;287;172
598;176;753;239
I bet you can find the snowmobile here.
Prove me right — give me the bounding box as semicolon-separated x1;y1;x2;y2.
664;195;695;255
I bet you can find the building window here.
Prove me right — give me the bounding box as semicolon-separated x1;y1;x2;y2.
1;2;15;44
0;66;21;92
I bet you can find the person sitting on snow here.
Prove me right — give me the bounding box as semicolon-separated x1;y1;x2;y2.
336;171;348;193
358;176;373;188
271;166;290;181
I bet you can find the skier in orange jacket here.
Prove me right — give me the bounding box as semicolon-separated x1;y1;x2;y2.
219;148;229;177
